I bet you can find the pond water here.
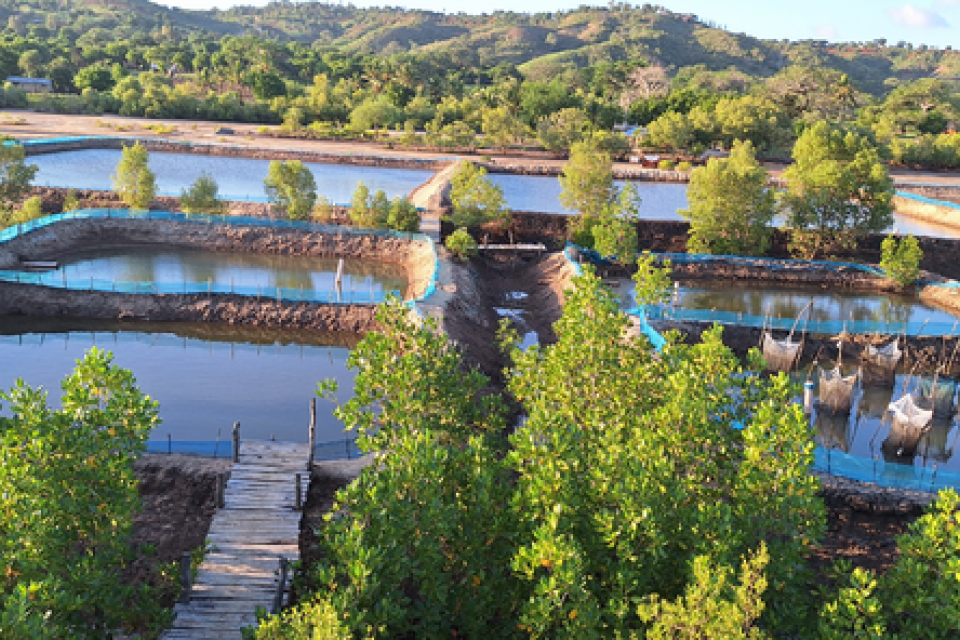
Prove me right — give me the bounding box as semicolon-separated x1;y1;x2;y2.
30;149;435;204
611;279;957;330
0;317;358;447
53;246;407;299
491;173;960;239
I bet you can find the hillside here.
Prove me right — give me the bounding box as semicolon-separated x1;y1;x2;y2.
0;0;958;96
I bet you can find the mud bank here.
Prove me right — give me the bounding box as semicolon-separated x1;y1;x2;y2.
893;194;960;232
0;283;379;332
0;217;436;301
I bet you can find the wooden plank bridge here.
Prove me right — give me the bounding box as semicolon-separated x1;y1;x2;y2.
162;440;310;640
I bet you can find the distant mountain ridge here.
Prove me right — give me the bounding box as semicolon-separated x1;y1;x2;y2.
2;0;957;94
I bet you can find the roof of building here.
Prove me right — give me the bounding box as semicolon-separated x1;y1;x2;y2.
5;77;52;84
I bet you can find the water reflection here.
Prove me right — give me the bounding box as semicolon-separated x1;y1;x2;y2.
0;317;359;443
54;246;408;297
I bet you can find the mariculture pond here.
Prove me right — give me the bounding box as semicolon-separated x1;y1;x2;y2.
30;149;435;203
54;246;408;300
0;317;358;447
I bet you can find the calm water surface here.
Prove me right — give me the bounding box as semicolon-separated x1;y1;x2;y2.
31;149;434;203
612;279;956;327
0;317;357;444
492;174;960;239
55;246;407;297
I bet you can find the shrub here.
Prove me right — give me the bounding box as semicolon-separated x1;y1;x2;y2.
62;189;80;212
445;228;478;259
880;233;922;288
658;158;676;170
387;196;420;232
677;161;693;172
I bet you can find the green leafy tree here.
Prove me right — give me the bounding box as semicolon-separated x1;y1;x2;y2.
783;122;894;259
370;189;391;227
444;227;478;259
559;139;616;225
449;160;510;230
880;233;922;288
264;160;316;220
180;171;225;215
0;142;37;206
387;196;419;232
592;183;640;265
62;189;80;212
536;107;590;153
74;64;114;92
681;140;776;256
348;181;374;227
111;142;156;210
0;349;168;637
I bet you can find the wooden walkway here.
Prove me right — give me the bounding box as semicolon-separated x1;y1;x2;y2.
162;440;310;640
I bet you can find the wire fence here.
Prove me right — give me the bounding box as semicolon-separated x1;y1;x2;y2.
0;208;440;305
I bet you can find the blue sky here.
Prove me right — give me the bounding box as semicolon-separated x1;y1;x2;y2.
162;0;960;48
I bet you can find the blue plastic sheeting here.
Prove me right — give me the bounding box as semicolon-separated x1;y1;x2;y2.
0;208;439;306
813;446;955;493
896;190;960;211
144;438;365;461
145;441;234;457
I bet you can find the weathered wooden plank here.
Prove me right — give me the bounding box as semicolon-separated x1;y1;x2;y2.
160;440;306;640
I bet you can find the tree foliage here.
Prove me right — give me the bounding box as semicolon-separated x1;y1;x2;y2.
111;141;156;210
255;266;826;638
783;122;894;259
264;160;316;220
681;140;776;256
0;141;38;207
592;183;640;265
449;160;510;230
558;139;616;224
180;171;225;215
0;349;168;637
880;233;922;288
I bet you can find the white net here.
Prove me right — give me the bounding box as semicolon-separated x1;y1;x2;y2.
818;366;858;415
762;332;801;373
861;340;901;387
919;375;958;418
883;395;933;459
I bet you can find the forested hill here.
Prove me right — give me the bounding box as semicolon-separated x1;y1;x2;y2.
2;0;959;95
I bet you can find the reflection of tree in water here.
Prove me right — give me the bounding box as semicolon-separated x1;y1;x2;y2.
815;411;851;452
871;298;911;327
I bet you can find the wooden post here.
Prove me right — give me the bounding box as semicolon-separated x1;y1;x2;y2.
308;397;316;466
295;473;302;510
178;551;192;604
272;557;288;614
216;472;226;509
335;258;344;288
232;422;240;463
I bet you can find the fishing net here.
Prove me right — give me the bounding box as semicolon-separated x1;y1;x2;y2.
762;332;801;373
860;340;901;387
818;366;858;415
882;394;934;460
919;375;958;418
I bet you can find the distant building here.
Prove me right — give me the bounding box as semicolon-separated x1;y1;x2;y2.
5;77;52;93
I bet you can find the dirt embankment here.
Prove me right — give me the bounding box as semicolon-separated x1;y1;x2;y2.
125;454;232;609
0;217;437;329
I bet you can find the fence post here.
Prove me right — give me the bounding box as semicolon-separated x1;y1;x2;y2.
178;551;192;604
295;473;302;510
168;433;172;454
309;397;316;466
272;557;288;614
216;472;226;509
232;422;240;462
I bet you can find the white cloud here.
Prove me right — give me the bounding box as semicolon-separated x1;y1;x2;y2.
813;24;839;39
888;4;950;27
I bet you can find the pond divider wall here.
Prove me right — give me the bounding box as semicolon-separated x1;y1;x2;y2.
0;210;438;332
